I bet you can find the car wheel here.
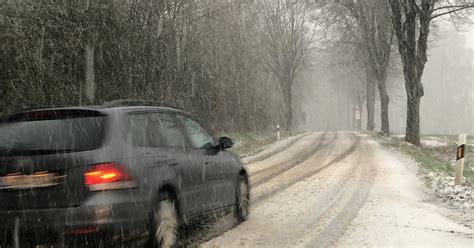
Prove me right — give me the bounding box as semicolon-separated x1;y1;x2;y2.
235;176;250;222
151;198;179;248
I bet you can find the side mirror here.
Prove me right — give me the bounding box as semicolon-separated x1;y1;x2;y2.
218;136;234;150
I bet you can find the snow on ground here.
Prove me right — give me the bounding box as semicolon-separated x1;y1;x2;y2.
394;134;448;147
393;134;405;139
391;134;465;148
201;133;473;247
468;138;474;148
244;133;321;175
423;171;473;210
385;134;472;212
421;139;448;147
241;133;307;163
201;133;357;248
337;145;473;247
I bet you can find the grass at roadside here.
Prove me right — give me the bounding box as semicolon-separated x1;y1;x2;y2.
218;130;278;157
376;134;473;183
377;134;473;210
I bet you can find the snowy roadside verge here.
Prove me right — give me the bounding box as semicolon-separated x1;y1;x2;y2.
375;134;473;211
241;133;307;164
219;130;303;159
218;130;276;157
423;171;472;209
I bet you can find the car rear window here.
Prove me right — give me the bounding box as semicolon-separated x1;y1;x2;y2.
0;109;106;156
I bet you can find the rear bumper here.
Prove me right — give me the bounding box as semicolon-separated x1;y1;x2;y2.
0;190;152;245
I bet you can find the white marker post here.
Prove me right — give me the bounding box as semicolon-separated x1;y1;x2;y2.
454;134;466;185
355;108;361;130
277;124;280;140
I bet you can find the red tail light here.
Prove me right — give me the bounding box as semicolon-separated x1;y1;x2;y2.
85;163;135;190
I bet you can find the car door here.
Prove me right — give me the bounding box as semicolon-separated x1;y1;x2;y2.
176;115;234;211
125;112;201;216
152;112;208;216
124;112;180;190
204;147;237;208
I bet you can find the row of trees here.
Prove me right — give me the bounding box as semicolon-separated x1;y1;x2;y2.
321;0;473;145
0;0;316;133
1;0;472;145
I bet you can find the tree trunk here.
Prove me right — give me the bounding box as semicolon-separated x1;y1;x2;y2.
405;77;423;146
284;82;293;134
350;103;355;130
85;45;96;104
366;70;376;131
357;96;364;130
279;70;294;134
377;74;390;136
406;93;421;146
387;0;432;146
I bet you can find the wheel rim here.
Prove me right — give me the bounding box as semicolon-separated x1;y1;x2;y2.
154;200;178;248
238;181;250;220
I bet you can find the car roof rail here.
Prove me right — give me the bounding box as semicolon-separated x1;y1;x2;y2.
13;105;63;113
102;99;179;109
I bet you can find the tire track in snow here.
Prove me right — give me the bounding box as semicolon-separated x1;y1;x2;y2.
178;133;331;247
250;132;333;186
198;132;368;248
242;133;311;164
247;132;328;177
181;133;336;247
251;133;361;204
304;138;375;248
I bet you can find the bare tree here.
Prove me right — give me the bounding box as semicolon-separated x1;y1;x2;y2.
318;0;395;133
338;0;395;136
365;56;377;131
255;0;315;132
387;0;474;145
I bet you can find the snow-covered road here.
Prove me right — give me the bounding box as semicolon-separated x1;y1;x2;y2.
197;132;473;247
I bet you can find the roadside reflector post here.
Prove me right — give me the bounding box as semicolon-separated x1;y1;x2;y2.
355;107;361;130
454;134;466;185
277;124;280;140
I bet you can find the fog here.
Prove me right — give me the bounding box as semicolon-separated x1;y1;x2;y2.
298;24;474;136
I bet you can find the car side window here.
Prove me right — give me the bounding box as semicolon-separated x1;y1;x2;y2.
126;113;164;147
157;113;187;148
176;115;214;149
126;112;187;148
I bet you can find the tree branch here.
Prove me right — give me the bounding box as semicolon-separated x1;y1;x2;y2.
431;5;474;20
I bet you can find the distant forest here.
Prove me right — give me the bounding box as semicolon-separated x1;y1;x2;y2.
0;1;294;132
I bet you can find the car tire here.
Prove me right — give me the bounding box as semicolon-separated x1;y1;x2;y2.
235;175;250;223
150;196;179;248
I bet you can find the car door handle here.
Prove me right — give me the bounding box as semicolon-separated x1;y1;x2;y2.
168;162;179;167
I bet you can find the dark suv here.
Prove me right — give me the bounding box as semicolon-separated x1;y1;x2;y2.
0;101;249;247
